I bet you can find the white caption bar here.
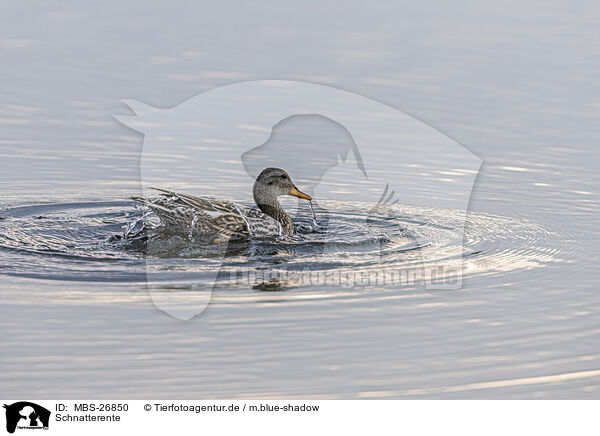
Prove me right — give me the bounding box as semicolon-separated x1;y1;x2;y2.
0;400;598;435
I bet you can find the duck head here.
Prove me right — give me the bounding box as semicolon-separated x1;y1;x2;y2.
253;167;311;206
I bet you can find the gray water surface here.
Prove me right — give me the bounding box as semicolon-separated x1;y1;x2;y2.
1;1;599;398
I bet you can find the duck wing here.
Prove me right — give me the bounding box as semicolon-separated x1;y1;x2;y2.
132;188;281;239
149;187;239;214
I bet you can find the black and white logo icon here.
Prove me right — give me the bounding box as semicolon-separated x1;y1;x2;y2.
3;402;50;434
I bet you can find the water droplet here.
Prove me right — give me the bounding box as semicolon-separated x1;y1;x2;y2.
308;200;318;227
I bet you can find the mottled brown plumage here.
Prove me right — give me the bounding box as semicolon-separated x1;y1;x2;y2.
132;168;311;242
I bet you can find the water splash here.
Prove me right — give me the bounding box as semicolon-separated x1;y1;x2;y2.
308;200;318;227
0;199;559;287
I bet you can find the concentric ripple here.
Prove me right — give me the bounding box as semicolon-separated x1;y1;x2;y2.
0;200;561;287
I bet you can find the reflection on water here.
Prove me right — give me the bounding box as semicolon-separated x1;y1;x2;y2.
0;199;558;294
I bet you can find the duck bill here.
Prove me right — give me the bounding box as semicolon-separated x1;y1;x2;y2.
288;186;312;200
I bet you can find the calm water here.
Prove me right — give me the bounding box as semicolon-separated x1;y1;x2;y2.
1;2;599;398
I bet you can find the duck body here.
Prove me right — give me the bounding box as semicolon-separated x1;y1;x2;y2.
132;168;311;242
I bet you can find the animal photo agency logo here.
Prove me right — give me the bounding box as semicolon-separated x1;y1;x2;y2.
116;80;481;320
3;402;50;433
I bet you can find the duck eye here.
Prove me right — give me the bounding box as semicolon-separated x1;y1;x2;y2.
280;175;287;179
